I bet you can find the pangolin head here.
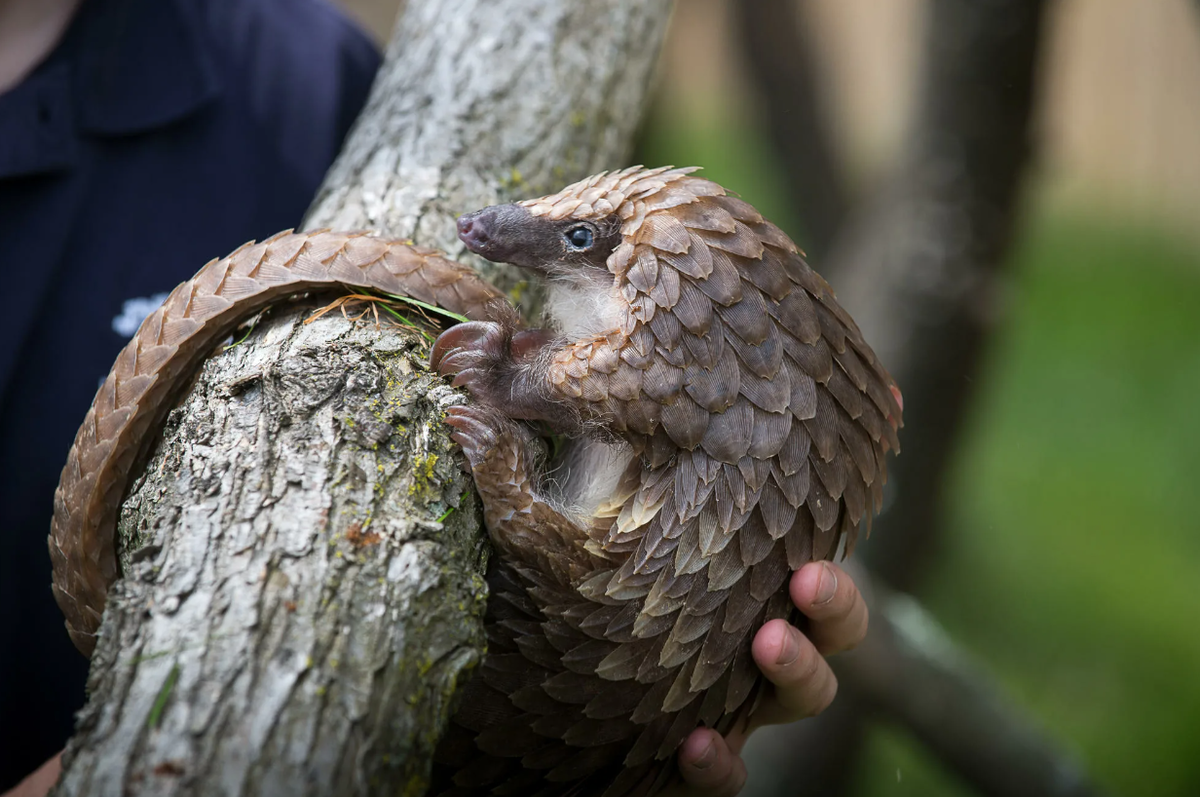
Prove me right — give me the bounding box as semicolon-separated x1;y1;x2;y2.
457;165;723;280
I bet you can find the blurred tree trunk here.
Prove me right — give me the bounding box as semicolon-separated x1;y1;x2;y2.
51;1;672;795
736;0;1074;795
733;0;849;262
837;0;1048;591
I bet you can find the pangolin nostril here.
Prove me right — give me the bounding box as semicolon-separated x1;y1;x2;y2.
456;213;492;253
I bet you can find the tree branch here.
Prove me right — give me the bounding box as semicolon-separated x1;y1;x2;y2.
745;565;1103;797
833;0;1048;588
835;572;1102;797
53;1;672;794
732;0;850;262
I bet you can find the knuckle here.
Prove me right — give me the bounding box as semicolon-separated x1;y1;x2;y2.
847;605;870;649
825;586;857;622
809;672;838;716
786;639;823;689
777;642;837;717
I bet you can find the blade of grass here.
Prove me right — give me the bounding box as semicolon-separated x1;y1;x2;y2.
379;293;470;324
377;302;435;342
148;663;181;728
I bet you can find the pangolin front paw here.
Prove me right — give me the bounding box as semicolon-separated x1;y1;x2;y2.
430;321;509;404
443;404;509;472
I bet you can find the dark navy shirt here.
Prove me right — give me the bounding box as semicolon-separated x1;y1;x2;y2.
0;0;379;785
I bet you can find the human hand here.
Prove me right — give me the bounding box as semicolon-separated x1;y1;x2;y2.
667;561;869;796
0;753;61;797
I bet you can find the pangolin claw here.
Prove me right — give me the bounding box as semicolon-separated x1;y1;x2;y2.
444;404;504;471
430;320;507;374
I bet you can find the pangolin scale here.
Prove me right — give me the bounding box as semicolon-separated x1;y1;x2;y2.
49;166;900;796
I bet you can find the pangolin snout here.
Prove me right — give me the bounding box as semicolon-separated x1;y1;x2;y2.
456;204;539;267
457;211;491;254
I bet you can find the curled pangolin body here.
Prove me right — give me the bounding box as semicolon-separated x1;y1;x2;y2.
49;230;504;656
431;168;901;796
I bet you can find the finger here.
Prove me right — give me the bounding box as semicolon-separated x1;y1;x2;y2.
673;727;747;797
2;752;61;797
750;619;838;725
790;562;869;655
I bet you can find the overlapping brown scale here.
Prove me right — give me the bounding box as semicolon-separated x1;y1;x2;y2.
747;407;792;460
706;541;749;592
787;332;835;384
682;336;739;412
639;357;684;404
779;251;834;299
739;364;790;414
647;304;684;350
785;360;819;421
826;367;864;420
771;286;823;344
597;359;640;403
710;195;764;224
803;389;842;462
751;221;800;254
641;570;689;621
635;214;691;254
658;232;713;279
662;612;716;661
670;282;715;337
807;476;841;536
841;461;869;527
738;253;793;301
736;510;776;567
647;265;681;310
689;605;745;691
715;286;772;346
698;400;754;464
693;249;743;305
626;245;659;293
668;200;737;234
839;407;879;483
658;393;708;450
833;340;871;392
811;449;848;501
694;223;765;261
736;455;772;495
651;661;701;721
519;629;573;671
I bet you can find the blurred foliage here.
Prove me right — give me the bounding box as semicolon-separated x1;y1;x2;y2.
861;212;1200;797
638;101;1200;797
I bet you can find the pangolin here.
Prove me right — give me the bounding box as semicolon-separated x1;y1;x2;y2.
49;166;900;796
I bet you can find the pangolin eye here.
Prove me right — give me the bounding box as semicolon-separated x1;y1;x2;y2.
565;225;594;251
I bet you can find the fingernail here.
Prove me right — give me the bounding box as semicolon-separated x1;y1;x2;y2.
815;563;837;605
694;739;716;770
776;626;800;666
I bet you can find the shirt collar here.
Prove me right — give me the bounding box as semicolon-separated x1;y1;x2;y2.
0;0;221;179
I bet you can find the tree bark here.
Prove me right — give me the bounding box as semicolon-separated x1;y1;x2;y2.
53;1;673;795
